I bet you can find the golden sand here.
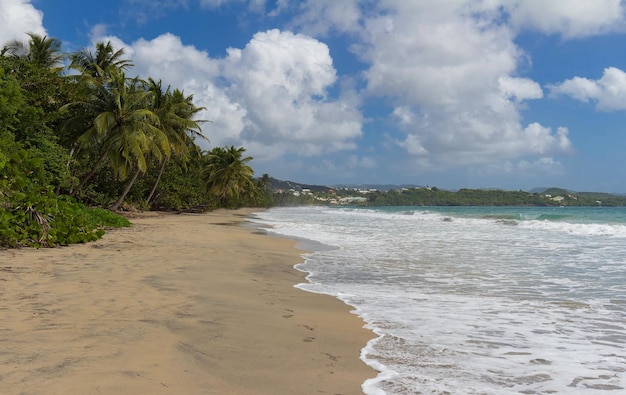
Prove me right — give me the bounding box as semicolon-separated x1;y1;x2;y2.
0;209;375;394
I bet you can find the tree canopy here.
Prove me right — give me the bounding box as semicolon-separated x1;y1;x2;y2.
0;34;272;248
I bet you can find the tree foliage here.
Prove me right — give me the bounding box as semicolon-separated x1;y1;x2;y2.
1;34;268;248
202;146;260;208
296;187;626;207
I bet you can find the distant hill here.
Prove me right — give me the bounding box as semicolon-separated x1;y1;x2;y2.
533;187;625;201
332;183;424;191
267;179;625;200
268;178;333;193
530;187;556;193
540;187;573;196
267;178;425;192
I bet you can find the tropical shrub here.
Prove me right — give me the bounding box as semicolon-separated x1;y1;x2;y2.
0;136;129;248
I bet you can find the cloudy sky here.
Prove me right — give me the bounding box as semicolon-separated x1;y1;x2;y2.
2;0;626;191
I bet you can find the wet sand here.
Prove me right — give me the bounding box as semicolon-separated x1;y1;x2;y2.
0;209;375;394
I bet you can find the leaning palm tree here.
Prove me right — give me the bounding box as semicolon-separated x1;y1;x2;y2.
61;41;134;187
2;33;64;70
202;146;256;206
145;80;207;204
64;70;170;206
107;81;173;211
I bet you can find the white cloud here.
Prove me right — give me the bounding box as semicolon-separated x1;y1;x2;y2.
392;106;415;126
10;0;617;181
487;157;563;176
199;0;265;12
268;0;289;17
499;76;543;101
352;1;569;167
0;0;46;45
517;157;562;172
400;134;428;156
504;0;626;38
126;33;219;87
550;67;626;111
90;28;363;161
220;29;362;157
285;0;626;172
291;0;362;36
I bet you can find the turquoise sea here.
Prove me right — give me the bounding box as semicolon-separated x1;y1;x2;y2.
252;206;626;394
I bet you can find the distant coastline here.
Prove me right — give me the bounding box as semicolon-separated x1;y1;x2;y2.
270;180;626;207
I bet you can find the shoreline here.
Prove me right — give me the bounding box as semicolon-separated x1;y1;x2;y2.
0;208;375;394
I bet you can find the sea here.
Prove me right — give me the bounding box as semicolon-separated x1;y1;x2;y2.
250;206;626;395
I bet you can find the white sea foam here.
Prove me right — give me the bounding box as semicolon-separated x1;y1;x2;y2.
252;206;626;394
519;220;626;238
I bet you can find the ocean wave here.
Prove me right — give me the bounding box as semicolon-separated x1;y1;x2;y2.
519;220;626;238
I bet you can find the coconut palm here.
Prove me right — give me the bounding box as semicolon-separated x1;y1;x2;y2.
61;42;133;186
252;173;273;206
202;146;256;206
69;41;132;80
145;79;207;204
2;33;64;70
64;70;170;207
106;77;171;210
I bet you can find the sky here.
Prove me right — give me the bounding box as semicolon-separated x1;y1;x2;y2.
2;0;626;192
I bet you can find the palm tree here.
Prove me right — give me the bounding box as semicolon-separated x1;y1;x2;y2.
107;79;171;210
145;80;207;204
252;173;273;206
64;70;170;207
62;41;133;189
69;41;132;80
202;146;257;206
2;33;64;70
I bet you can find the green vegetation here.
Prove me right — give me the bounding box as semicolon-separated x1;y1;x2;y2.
273;185;626;207
361;188;624;207
1;34;271;248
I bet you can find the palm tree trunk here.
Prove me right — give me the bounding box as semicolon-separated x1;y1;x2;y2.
70;148;109;197
146;158;168;205
111;168;142;211
56;145;77;195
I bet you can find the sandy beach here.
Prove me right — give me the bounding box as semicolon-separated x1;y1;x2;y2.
0;209;375;394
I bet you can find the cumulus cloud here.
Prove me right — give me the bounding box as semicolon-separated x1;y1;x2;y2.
247;0;626;40
499;76;543;101
291;0;362;36
125;33;219;87
91;28;363;161
11;0;626;180
550;67;626;111
350;1;570;167
284;0;626;173
504;0;626;38
221;29;362;157
0;0;46;45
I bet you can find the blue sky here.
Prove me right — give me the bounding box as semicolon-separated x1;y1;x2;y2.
2;1;626;192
